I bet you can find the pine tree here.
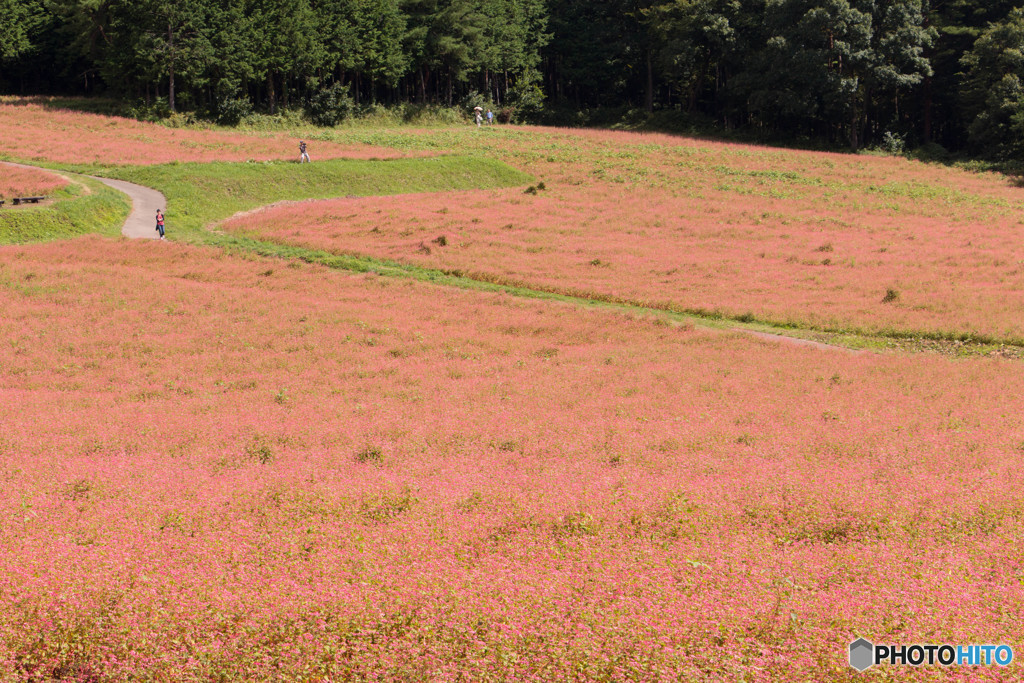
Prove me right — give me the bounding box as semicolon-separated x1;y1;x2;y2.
960;8;1024;159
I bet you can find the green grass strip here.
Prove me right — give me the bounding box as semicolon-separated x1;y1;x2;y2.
93;156;531;241
0;177;129;245
206;231;1024;358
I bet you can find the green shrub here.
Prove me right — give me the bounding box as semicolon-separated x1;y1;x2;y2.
459;90;487;113
127;97;171;122
309;83;355;127
880;131;906;155
913;142;950;162
216;95;253;126
507;69;545;121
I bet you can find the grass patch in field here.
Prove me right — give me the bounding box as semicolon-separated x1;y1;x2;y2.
0;177;128;245
91;156;529;241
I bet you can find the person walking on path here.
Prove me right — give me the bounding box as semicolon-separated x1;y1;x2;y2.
155;209;165;240
474;106;483;127
299;140;310;163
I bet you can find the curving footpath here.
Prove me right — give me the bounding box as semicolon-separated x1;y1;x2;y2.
1;161;165;240
92;176;166;240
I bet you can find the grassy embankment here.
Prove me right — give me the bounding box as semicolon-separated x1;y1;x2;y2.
91;155;531;241
0;177;129;245
7;153;543;297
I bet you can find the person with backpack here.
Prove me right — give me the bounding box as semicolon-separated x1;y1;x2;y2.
155;209;165;240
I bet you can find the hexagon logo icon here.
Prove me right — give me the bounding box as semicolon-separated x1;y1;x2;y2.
849;638;875;672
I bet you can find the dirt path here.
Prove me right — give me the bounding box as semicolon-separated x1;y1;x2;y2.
1;161;165;240
742;329;864;355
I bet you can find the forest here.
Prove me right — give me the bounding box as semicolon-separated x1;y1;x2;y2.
2;0;1023;158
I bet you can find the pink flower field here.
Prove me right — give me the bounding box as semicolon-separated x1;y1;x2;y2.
229;125;1024;342
0;99;415;165
0;165;68;200
2;237;1024;680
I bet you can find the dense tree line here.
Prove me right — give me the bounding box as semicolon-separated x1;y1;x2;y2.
2;1;1024;157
